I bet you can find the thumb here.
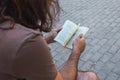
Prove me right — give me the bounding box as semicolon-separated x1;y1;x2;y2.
79;34;83;38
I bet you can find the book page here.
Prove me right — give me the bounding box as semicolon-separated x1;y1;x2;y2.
54;20;78;46
66;27;89;49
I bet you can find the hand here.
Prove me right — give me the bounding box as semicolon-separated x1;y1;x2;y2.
44;28;62;44
72;34;86;54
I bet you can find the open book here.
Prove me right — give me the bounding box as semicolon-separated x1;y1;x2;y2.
54;20;89;49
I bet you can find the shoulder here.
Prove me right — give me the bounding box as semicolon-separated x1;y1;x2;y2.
0;21;44;57
0;21;44;74
13;23;41;39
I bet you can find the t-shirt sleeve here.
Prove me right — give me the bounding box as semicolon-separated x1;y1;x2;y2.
13;34;57;80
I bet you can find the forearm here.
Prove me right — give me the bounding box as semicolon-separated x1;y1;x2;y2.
59;50;81;80
43;35;52;44
44;36;49;44
67;49;81;66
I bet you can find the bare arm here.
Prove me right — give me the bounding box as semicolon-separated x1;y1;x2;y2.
55;34;86;80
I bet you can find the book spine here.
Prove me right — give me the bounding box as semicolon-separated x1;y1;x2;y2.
65;26;79;47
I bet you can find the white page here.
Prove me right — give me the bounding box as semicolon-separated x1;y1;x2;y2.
66;27;89;49
54;20;77;46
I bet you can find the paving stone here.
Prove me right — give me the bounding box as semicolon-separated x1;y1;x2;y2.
113;32;120;40
97;71;107;80
118;77;120;80
98;45;110;54
105;72;119;80
111;50;120;63
55;59;65;69
81;51;95;62
90;38;100;45
78;60;85;70
100;53;113;63
110;22;117;28
80;61;94;71
51;50;59;57
113;62;120;75
48;43;59;52
91;61;104;72
108;45;119;54
107;17;115;23
99;61;115;75
115;38;120;47
115;18;120;23
104;32;116;40
54;52;63;61
111;26;120;33
90;52;103;62
97;39;108;46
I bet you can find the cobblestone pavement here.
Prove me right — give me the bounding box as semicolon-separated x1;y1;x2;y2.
49;0;120;80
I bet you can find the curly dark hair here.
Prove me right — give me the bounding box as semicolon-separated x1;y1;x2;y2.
0;0;60;32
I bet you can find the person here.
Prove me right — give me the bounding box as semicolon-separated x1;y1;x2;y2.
0;0;99;80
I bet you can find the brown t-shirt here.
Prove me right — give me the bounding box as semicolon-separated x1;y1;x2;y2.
0;21;57;80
